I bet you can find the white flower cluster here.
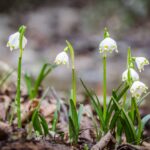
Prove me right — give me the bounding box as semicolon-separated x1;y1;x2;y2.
122;57;149;99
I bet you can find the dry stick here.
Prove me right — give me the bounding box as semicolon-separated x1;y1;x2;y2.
91;131;116;150
117;143;150;150
142;142;150;149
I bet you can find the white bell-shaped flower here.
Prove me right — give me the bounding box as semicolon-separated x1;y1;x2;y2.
122;68;139;82
99;37;118;54
55;51;69;66
7;32;27;51
135;57;149;72
130;81;148;98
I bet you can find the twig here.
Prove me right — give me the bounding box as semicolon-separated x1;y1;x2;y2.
117;143;150;150
91;131;115;150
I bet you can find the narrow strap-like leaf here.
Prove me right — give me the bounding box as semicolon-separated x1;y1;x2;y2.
112;97;136;142
78;104;83;128
39;114;49;136
70;99;79;133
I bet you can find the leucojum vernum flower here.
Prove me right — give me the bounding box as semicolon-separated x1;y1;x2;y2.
122;68;139;82
130;81;148;99
54;41;83;144
7;25;27;128
55;51;69;66
135;57;149;72
99;28;118;120
7;31;27;51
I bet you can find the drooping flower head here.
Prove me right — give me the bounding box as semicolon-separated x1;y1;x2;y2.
99;37;118;54
135;57;149;72
7;32;27;51
130;81;148;98
55;51;69;66
122;68;139;82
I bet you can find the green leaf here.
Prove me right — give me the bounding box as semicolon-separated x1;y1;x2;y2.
70;99;79;133
78;104;83;128
39;114;49;136
110;110;121;129
52;100;60;132
81;80;105;130
112;96;136;143
116;120;123;144
32;109;43;135
132;98;142;144
52;110;58;131
24;73;33;99
32;63;57;98
69;116;78;143
105;84;129;127
141;114;150;131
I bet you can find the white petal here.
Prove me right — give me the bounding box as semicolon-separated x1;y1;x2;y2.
55;51;69;66
8;32;20;50
99;37;118;54
22;36;27;49
7;31;27;51
122;68;139;82
135;57;149;72
130;81;148;98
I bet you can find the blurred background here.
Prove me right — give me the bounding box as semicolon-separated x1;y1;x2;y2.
0;0;150;108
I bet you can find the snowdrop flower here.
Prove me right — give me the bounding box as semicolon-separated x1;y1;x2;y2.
55;51;69;66
7;32;27;51
135;57;149;72
99;37;118;54
122;68;139;82
130;81;148;98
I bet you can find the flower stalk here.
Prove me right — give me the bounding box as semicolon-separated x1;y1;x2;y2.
103;55;107;119
15;25;26;128
66;40;76;107
102;28;109;120
99;28;118;120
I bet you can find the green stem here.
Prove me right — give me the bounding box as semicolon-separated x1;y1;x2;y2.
122;83;127;107
15;56;22;128
123;93;127;107
72;68;76;106
130;98;135;123
15;26;26;128
103;55;107;120
66;41;76;107
132;97;142;144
